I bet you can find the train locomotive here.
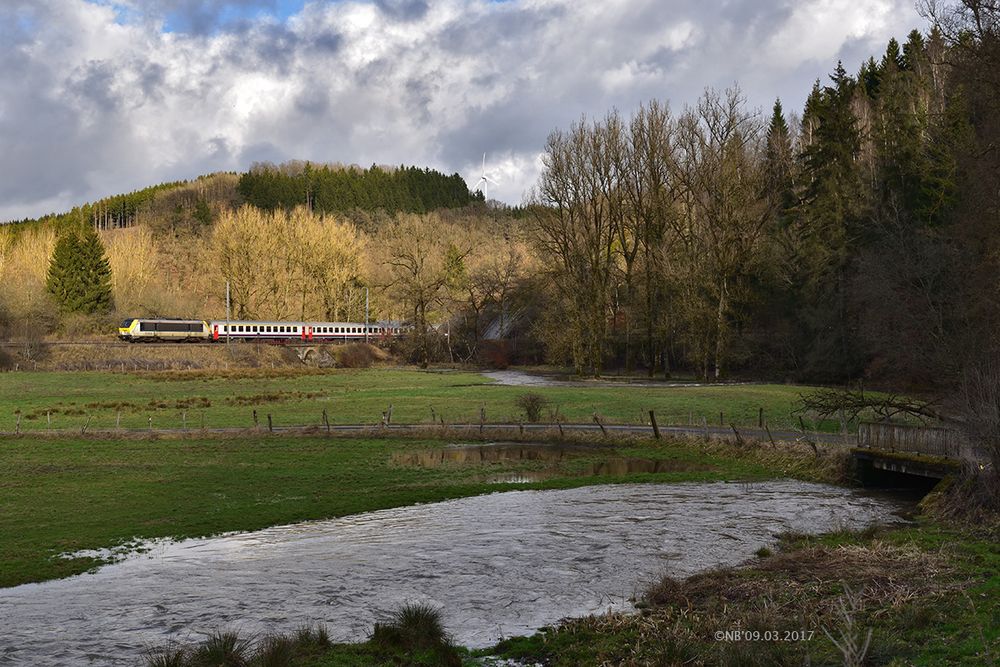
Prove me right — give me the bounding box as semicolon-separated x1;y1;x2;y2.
118;318;406;343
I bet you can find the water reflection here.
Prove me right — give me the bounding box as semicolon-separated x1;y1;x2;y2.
0;481;909;666
391;442;595;466
393;443;712;483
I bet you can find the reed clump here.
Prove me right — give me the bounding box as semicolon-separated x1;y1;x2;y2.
142;626;331;667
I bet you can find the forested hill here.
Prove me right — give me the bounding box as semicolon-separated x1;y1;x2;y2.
239;163;478;214
3;162;477;230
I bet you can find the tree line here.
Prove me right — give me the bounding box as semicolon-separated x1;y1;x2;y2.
237;162;477;215
528;3;1000;390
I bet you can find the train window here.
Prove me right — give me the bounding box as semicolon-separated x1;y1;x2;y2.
266;326;271;333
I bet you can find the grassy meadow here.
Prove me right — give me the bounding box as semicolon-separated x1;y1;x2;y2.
0;367;841;434
0;431;806;589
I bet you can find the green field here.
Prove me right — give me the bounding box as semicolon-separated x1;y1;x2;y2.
0;432;788;588
0;368;840;433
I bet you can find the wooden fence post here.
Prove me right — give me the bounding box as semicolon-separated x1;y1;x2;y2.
15;413;21;435
267;414;273;433
649;410;661;439
758;407;763;429
730;424;744;447
322;409;330;433
253;410;259;430
116;411;121;431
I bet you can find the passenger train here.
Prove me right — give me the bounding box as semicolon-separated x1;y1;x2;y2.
118;318;407;343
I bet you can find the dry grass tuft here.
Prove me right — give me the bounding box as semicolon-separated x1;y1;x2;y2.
647;539;959;619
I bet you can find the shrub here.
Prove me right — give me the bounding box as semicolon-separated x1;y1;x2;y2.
515;392;549;423
333;343;387;369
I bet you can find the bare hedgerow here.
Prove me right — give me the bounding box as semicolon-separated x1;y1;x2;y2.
515;392;549;423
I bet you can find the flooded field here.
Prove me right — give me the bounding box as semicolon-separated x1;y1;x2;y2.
0;481;908;666
391;442;715;483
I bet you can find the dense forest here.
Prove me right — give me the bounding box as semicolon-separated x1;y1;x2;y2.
2;1;998;400
528;3;1000;393
238;162;477;214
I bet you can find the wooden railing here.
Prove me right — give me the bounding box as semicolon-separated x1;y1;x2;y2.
857;421;979;460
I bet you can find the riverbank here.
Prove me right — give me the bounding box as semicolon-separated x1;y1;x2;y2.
0;431;847;588
3;424;993;664
486;521;999;666
134;521;998;666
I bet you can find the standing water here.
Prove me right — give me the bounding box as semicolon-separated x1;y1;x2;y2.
0;481;906;665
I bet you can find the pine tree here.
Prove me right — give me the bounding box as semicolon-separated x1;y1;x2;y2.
46;225;114;314
46;231;81;312
765;99;795;213
794;62;868;380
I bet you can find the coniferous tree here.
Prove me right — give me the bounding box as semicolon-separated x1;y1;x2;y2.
794;62;867;380
764;99;796;213
46;225;114;314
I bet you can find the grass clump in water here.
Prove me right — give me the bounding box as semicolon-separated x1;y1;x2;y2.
143;611;464;667
369;603;461;666
143;626;331;667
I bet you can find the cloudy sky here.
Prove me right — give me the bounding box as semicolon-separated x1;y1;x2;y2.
1;0;926;221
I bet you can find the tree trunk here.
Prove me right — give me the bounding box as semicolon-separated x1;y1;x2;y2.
714;277;729;380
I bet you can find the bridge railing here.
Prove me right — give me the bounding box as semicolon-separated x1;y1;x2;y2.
857;421;968;459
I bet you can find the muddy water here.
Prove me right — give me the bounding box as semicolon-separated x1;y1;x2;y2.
392;442;714;483
481;369;750;388
0;481;906;666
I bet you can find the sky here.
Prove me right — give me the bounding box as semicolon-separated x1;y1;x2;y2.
0;0;927;221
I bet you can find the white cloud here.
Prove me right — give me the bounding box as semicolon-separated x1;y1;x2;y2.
0;0;924;220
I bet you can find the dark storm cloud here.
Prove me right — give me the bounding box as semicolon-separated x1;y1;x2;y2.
294;86;330;115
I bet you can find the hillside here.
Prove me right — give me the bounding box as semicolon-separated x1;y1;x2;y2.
2;162;478;231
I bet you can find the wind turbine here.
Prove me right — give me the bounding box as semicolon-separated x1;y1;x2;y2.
475;153;498;201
